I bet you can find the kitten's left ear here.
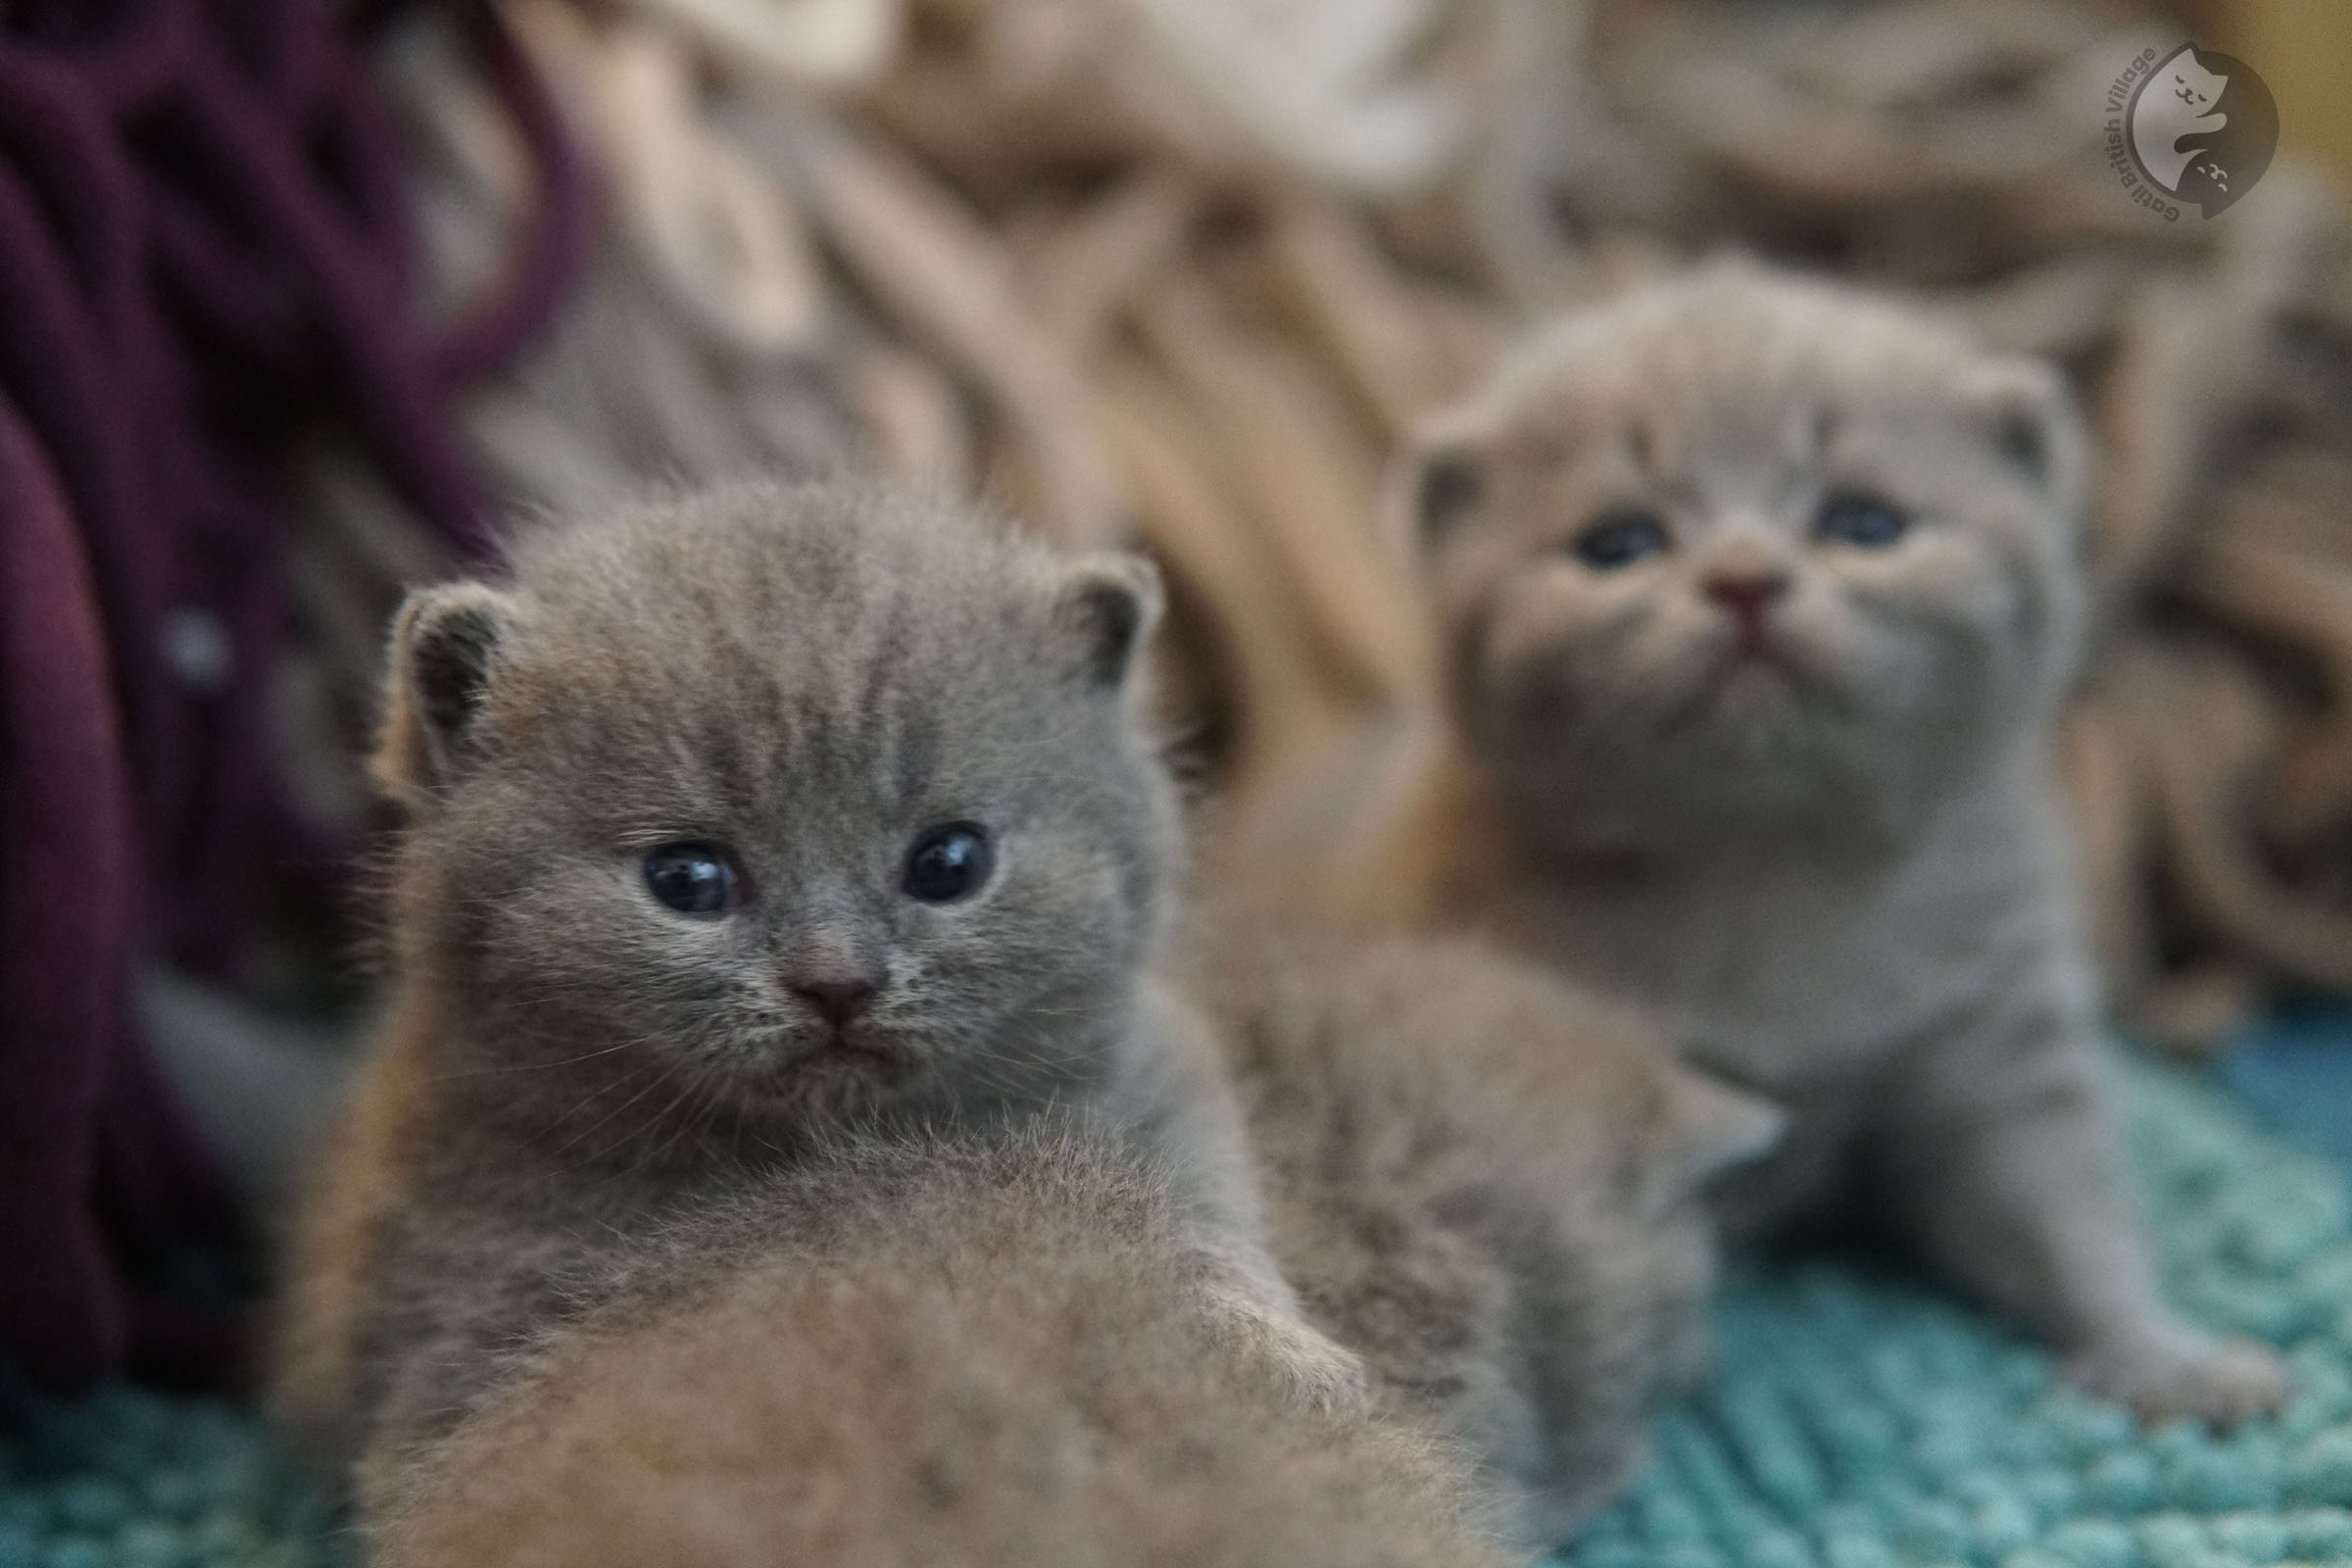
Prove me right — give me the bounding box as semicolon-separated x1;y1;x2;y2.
1054;552;1164;688
1968;357;2089;510
1386;419;1492;560
1641;1067;1787;1219
373;580;518;806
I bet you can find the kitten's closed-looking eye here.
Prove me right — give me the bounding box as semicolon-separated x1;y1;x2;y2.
645;843;743;917
904;822;994;904
1572;510;1671;570
1813;493;1910;549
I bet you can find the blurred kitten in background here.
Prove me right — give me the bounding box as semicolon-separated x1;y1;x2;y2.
1393;264;2285;1428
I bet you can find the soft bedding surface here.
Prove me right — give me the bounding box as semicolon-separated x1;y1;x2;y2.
1556;1052;2352;1568
3;1049;2348;1568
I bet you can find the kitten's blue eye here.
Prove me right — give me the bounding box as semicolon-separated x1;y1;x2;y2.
1571;511;1670;570
904;822;993;904
1815;493;1911;549
644;843;740;917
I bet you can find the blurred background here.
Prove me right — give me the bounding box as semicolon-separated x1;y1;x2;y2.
2;0;2349;1409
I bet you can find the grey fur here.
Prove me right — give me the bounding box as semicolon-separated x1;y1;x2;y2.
368;1127;1514;1568
1401;266;2285;1428
1183;917;1784;1549
274;480;1358;1526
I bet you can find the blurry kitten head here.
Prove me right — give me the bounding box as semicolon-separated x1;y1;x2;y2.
1397;265;2089;852
374;480;1177;1159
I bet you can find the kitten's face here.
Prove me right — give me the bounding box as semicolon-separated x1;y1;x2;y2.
1405;271;2087;850
380;485;1175;1158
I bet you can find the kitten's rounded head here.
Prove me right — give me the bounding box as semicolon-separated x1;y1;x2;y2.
1395;264;2089;851
374;481;1176;1157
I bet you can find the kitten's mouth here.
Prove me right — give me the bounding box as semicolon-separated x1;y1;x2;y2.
1661;632;1814;731
742;1024;912;1097
1709;630;1799;691
808;1019;905;1064
816;1022;900;1063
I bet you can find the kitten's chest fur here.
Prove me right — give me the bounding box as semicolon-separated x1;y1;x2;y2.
1459;763;2080;1094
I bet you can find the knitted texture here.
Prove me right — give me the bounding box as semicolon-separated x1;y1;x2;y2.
1554;1056;2352;1568
2;1050;2346;1567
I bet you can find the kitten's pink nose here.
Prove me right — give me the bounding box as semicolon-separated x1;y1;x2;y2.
791;976;878;1026
1702;568;1791;615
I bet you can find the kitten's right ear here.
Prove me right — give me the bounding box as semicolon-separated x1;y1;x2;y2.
1967;357;2088;512
1641;1068;1786;1219
373;582;516;802
1053;552;1163;690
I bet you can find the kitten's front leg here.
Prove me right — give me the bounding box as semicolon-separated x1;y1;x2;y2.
1101;980;1368;1413
1886;1017;2284;1430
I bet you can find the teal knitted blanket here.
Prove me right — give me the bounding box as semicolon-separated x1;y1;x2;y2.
4;1052;2348;1568
1554;1057;2352;1568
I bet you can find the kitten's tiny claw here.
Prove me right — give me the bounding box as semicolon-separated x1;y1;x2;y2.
2065;1326;2286;1431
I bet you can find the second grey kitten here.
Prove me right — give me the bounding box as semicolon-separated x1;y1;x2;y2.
1396;264;2285;1428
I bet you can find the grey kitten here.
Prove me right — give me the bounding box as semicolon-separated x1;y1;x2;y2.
1396;264;2285;1428
273;479;1356;1493
368;1127;1514;1568
1183;914;1783;1550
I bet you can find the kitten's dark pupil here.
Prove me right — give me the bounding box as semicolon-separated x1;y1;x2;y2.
1815;493;1911;549
1573;511;1670;570
905;823;993;904
645;844;736;917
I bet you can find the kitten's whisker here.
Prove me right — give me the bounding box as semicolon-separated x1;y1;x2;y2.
430;1037;646;1081
547;1066;674;1159
611;1075;710;1172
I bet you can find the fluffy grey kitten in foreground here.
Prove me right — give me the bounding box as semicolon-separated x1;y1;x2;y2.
1184;914;1782;1549
272;481;1360;1515
1396;264;2285;1427
369;1128;1511;1568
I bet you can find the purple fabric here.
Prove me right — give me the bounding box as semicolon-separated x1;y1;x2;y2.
0;392;138;1392
0;0;585;1392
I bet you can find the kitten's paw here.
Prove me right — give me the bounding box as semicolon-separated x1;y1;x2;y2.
2065;1325;2286;1430
1266;1319;1370;1415
1206;1286;1368;1414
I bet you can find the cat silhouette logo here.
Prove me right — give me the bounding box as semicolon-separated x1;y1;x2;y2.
2123;43;2278;218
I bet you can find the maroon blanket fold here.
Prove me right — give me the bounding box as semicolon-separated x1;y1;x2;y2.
0;0;583;1391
